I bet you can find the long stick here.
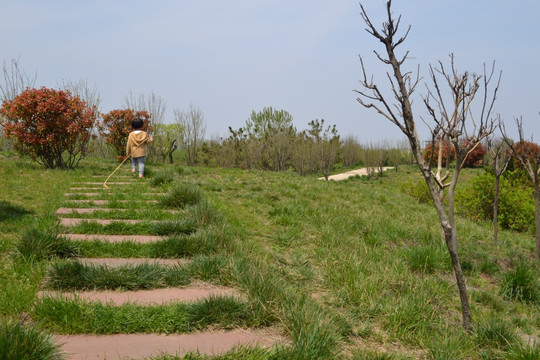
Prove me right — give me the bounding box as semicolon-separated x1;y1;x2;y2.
103;137;150;190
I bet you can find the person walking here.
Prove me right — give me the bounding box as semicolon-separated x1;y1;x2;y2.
126;117;153;178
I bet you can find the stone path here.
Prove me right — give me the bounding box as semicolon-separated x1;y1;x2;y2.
46;171;284;359
318;166;394;181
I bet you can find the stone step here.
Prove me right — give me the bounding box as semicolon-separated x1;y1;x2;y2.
56;208;127;215
64;193;166;197
40;283;239;305
64;200;158;205
69;187;105;191
75;258;186;267
81;182;133;185
92;175;132;178
60;218;160;226
60;233;163;243
54;329;284;359
55;208;178;215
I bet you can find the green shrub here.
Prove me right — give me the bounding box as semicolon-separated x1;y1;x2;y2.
456;172;534;232
0;320;64;360
500;263;539;304
400;179;432;204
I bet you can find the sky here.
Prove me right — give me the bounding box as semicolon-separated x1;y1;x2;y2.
2;0;539;142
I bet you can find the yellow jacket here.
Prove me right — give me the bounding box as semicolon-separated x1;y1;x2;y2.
126;131;152;158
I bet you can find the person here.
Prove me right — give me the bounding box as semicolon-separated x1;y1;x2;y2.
126;118;153;178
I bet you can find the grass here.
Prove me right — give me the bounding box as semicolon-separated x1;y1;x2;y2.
1;155;540;359
45;255;228;290
0;320;64;360
34;295;265;334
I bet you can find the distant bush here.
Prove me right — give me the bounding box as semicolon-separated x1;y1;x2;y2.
423;140;455;165
461;139;486;167
400;178;432;204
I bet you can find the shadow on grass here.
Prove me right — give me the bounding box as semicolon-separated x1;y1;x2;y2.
0;200;34;222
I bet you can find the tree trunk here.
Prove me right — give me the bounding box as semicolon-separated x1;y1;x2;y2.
444;224;473;330
420;166;473;330
493;174;500;245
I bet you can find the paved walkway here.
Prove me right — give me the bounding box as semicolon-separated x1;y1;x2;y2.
319;166;394;181
46;171;285;359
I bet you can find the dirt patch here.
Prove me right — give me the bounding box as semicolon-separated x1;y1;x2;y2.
40;283;240;305
55;328;285;360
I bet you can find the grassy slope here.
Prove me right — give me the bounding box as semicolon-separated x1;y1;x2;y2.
0;154;539;359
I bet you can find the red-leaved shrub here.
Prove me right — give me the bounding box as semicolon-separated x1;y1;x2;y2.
0;87;96;168
423;140;456;165
461;139;486;167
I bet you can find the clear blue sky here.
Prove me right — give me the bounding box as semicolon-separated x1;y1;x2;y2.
2;0;539;142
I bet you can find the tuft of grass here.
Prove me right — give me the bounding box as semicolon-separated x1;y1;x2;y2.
405;245;449;274
0;320;64;360
500;263;539;304
152;218;199;236
476;317;518;351
159;183;203;208
151;225;230;258
149;346;279;359
507;342;540;360
34;296;261;334
187;200;223;226
46;261;191;291
150;169;176;187
17;222;78;261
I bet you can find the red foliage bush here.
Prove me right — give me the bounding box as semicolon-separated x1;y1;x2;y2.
461;139;486;167
0;87;96;168
98;109;151;158
423;141;456;164
511;141;540;168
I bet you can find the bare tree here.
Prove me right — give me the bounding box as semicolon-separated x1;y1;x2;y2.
485;131;512;245
58;79;104;158
503;117;540;258
175;104;206;166
59;79;101;112
355;1;500;330
0;57;37;103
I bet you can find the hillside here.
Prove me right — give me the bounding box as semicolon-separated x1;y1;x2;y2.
0;155;538;359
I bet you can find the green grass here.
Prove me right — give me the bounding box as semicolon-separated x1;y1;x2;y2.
34;295;265;334
0;320;64;360
45;255;228;290
64;218;199;235
2;156;540;359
